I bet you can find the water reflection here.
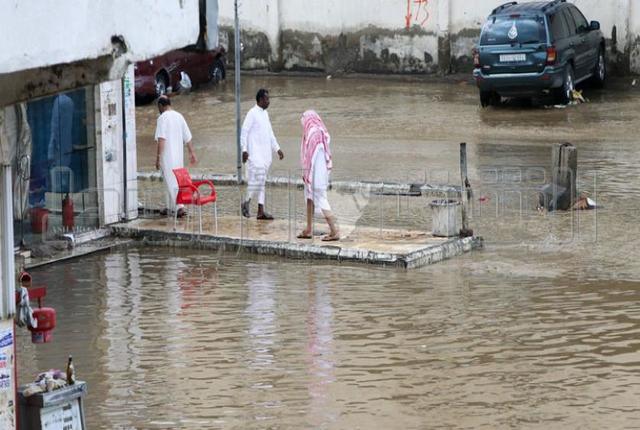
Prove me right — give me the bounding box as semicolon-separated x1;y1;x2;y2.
245;264;277;370
305;273;337;428
15;248;640;429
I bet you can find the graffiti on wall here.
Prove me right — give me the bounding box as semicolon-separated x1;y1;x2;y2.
405;0;430;29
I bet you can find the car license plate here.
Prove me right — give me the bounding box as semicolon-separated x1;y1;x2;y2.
499;54;526;62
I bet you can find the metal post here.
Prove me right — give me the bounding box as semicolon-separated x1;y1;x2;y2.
234;0;243;184
551;142;577;211
379;182;384;236
288;170;291;243
459;143;473;237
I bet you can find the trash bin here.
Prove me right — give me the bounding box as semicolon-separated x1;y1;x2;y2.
429;199;461;237
18;381;87;430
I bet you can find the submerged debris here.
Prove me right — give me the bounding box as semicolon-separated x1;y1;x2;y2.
572;193;598;211
545;89;588;109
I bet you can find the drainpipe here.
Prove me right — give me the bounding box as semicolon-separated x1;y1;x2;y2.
437;0;452;74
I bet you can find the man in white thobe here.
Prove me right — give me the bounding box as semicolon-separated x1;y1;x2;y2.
241;89;284;220
155;96;197;217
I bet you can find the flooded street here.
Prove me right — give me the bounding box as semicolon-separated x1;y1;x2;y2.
18;76;640;429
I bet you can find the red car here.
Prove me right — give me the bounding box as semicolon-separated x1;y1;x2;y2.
134;45;226;102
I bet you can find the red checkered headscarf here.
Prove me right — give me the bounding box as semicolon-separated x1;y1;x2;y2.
300;110;332;186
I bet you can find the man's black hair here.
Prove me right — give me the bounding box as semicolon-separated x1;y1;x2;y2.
158;95;171;106
256;89;269;103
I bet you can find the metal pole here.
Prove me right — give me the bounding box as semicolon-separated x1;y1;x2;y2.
459;143;473;237
234;0;242;184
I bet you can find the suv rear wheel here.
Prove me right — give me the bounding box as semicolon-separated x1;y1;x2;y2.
556;65;575;105
591;48;606;88
480;91;500;108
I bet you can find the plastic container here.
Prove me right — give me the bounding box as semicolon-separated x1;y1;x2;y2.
429;200;461;237
30;207;49;234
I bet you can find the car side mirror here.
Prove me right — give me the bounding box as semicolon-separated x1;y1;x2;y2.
590;21;600;31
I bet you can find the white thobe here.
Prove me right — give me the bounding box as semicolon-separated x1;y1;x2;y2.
304;145;331;214
155;110;192;212
241;105;280;205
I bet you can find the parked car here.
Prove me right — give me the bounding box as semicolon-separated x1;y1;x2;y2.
473;0;606;106
134;45;226;103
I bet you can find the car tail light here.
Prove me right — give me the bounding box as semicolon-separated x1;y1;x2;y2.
546;46;557;65
473;49;481;68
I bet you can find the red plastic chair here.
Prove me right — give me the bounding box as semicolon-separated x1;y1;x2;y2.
172;168;217;234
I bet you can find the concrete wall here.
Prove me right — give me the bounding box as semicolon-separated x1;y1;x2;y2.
0;0;200;75
219;0;640;74
630;0;640;73
95;68;141;226
0;0;203;107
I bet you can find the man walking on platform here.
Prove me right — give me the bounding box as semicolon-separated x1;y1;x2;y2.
240;89;284;220
155;95;197;217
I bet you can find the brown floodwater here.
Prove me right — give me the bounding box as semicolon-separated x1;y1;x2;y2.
17;75;640;429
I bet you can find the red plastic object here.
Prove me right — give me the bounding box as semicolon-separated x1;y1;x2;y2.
29;307;56;344
173;168;217;206
172;168;218;233
62;193;74;230
30;207;49;234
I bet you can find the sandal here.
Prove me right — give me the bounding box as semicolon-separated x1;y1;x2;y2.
321;234;340;242
297;232;313;239
257;212;274;221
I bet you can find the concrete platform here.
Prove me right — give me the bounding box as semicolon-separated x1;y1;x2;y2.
112;215;482;269
138;171;461;197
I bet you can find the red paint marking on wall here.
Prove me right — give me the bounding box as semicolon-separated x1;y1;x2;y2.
405;0;413;29
405;0;430;29
414;0;430;27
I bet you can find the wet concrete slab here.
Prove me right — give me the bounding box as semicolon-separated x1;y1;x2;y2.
21;236;134;270
111;216;483;269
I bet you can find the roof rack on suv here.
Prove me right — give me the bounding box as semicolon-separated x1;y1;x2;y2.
542;0;566;12
491;2;518;16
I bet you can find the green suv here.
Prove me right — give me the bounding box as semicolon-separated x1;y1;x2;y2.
473;0;606;106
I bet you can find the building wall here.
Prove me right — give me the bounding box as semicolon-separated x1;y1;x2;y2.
0;0;204;108
219;0;640;74
123;67;139;221
630;0;640;73
0;0;200;75
95;67;138;226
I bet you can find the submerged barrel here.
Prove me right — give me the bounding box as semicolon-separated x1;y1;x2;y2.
429;200;460;237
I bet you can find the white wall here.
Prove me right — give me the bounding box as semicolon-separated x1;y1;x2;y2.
219;0;281;55
93;66;138;226
219;0;639;73
630;0;640;73
96;80;125;226
122;66;138;221
0;0;200;75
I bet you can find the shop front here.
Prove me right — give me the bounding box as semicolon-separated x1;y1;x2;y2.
12;87;100;249
6;67;138;254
